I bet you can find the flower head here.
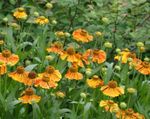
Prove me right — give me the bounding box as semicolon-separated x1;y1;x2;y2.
18;88;41;104
72;29;93;43
35;16;49;25
101;80;124;97
0;63;7;75
13;7;27;19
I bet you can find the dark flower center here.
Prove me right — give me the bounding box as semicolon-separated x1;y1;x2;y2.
46;66;55;74
25;88;34;95
28;71;36;79
108;81;117;88
42;74;50;82
2;50;11;58
69;66;78;73
67;47;75;55
16;66;25;74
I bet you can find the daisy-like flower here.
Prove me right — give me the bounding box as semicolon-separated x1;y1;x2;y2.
99;100;119;112
35;16;49;25
55;31;65;38
56;91;65;98
60;47;79;62
13;7;27;19
134;61;150;75
114;50;136;64
39;66;61;82
82;49;106;64
23;71;37;86
46;42;63;55
101;80;124;97
87;75;104;88
116;108;145;119
0;50;19;66
0;62;7;75
8;66;29;83
72;29;93;43
18;88;41;104
34;73;58;89
65;65;83;80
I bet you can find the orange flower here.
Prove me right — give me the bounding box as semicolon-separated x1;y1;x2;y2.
116;108;145;119
0;63;7;75
13;7;27;19
23;71;37;86
60;47;79;62
101;80;124;97
72;53;84;67
65;65;83;80
99;100;119;112
39;66;61;82
92;50;106;64
8;66;29;83
72;29;93;43
0;50;19;66
114;50;136;63
82;49;106;64
134;61;150;75
46;42;63;55
35;16;49;25
34;74;58;89
87;75;104;88
18;88;41;104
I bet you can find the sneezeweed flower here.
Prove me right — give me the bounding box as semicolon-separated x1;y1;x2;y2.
56;91;65;98
87;75;104;88
114;49;137;64
72;29;93;43
134;61;150;75
8;66;29;83
19;88;41;104
34;73;58;89
55;31;65;38
116;108;145;119
46;42;63;55
0;62;7;75
99;100;119;112
13;7;27;19
101;80;124;97
65;65;83;80
39;66;61;82
35;16;49;25
23;71;37;86
0;50;19;66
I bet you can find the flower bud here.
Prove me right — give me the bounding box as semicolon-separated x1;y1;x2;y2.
114;65;121;71
56;91;65;98
120;102;127;109
144;57;149;62
101;67;107;73
33;12;39;17
95;32;102;37
104;42;112;48
45;55;54;61
127;88;137;94
65;32;71;37
139;46;145;52
0;40;4;45
116;48;121;53
3;17;8;22
80;92;87;98
51;20;57;25
85;68;92;75
136;42;144;47
102;17;109;24
25;60;31;66
46;3;53;9
127;58;133;62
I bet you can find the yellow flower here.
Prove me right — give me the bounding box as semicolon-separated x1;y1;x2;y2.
0;40;4;45
56;91;65;98
19;88;41;104
35;16;49;25
13;7;27;19
0;63;7;75
87;75;104;88
101;80;124;97
100;100;119;112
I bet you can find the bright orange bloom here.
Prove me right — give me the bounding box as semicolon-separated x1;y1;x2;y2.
65;65;83;80
114;50;136;63
0;63;7;75
19;88;41;104
39;66;61;82
72;53;84;67
116;108;145;119
13;7;27;19
134;61;150;75
99;100;119;112
0;50;19;66
46;42;63;55
8;66;29;83
34;73;58;89
35;16;49;25
72;29;93;43
101;80;124;97
60;47;79;62
23;72;37;86
82;49;106;64
87;75;104;88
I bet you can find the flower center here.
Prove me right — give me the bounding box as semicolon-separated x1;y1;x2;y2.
93;50;100;56
108;81;117;88
28;71;36;79
42;74;50;82
108;100;114;105
80;30;88;36
2;50;11;58
127;53;136;59
54;42;62;49
16;66;25;74
126;108;134;115
25;88;34;95
69;66;78;73
46;66;55;74
142;62;149;68
67;47;75;55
